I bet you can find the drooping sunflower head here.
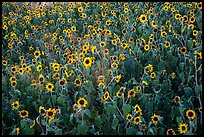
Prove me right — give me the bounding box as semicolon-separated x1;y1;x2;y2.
166;128;176;135
39;106;46;115
34;50;41;59
134;104;142;113
77;97;88;108
103;91;110;101
174;96;180;103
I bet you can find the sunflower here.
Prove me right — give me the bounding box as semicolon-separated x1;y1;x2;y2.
120;43;128;49
91;46;97;54
77;97;88;108
59;79;65;86
12;101;20;110
150;72;156;79
34;50;41;59
11;66;18;74
103;49;109;55
98;82;105;89
197;2;202;10
37;64;42;72
151;114;160;125
2;60;7;66
100;41;106;47
179;47;187;54
134;104;142;113
103;91;110;101
111;39;117;46
172;72;176;79
19;110;29;118
18;68;24;75
120;53;126;61
166;128;176;135
175;14;181;20
111;62;118;69
25;66;32;73
144;44;150;51
192;30;198;36
78;6;83;12
198;107;202;113
151;20;157;28
83;57;92;68
46;108;56;121
126;114;133;122
38;74;45;83
98;75;105;83
189;16;195;24
133;116;142;125
71;26;76;32
139;14;148;23
116;91;124;98
11;81;17;88
186;110;196;120
178;123;188;134
194;51;202;60
46;83;54;91
74;78;82;87
164;41;170;48
161;31;167;37
115;74;122;83
10;76;16;82
39;106;46;115
128;89;136;98
136;86;142;92
174;96;180;103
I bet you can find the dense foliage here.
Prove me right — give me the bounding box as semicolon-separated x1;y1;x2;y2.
2;2;202;135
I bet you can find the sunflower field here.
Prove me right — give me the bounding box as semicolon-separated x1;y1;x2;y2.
2;2;202;135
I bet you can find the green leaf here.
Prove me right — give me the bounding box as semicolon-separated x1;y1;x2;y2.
20;119;27;127
77;122;88;135
122;104;131;116
126;127;137;135
57;95;65;105
107;105;116;115
112;115;119;130
179;72;185;83
195;85;202;96
95;115;102;128
84;109;91;119
176;117;183;124
136;131;143;135
31;102;38;112
55;129;62;135
184;87;193;98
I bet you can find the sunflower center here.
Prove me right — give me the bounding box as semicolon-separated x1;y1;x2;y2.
85;59;90;64
153;117;158;121
40;109;45;114
142;17;145;20
105;93;108;98
48;111;53;116
188;111;194;117
22;111;27;116
40;77;44;81
76;80;80;84
130;91;134;95
14;103;18;107
181;126;186;131
136;118;139;122
60;81;64;85
35;52;39;56
79;100;84;105
48;85;52;88
128;116;131;119
181;48;186;52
